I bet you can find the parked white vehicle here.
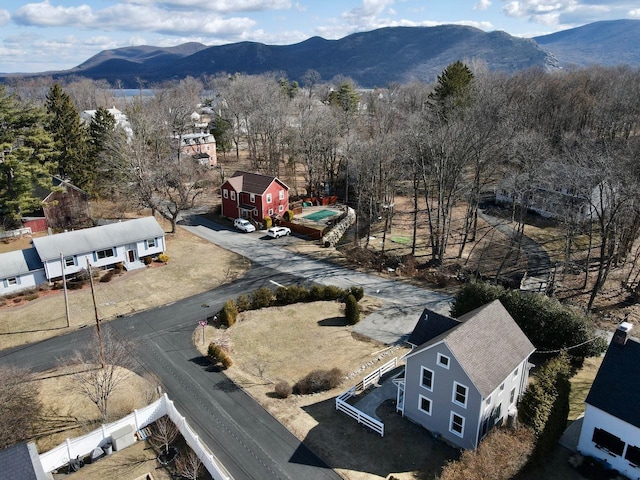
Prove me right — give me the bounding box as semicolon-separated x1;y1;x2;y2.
267;226;291;238
234;218;256;233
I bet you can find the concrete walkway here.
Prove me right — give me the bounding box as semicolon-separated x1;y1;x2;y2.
353;368;404;420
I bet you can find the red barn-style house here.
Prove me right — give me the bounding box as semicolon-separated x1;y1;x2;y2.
221;171;289;223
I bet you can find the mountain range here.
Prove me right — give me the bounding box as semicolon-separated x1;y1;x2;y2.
6;19;640;88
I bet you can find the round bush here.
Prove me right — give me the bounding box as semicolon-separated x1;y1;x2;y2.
293;368;343;395
274;381;292;399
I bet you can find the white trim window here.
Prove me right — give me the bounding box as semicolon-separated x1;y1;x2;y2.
5;277;19;287
279;189;285;200
64;255;75;267
250;193;255;203
268;208;274;216
437;353;450;369
96;248;114;260
223;189;228;199
253;209;258;217
499;382;505;394
509;387;516;405
513;367;519;378
230;191;236;201
450;412;465;438
278;205;284;212
146;238;156;249
452;382;468;408
420;367;434;391
418;395;432;415
266;193;272;203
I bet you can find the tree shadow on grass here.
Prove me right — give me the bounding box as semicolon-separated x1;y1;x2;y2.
317;317;347;327
298;396;457;478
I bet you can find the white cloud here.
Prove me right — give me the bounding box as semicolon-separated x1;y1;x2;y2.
14;1;96;27
0;9;10;26
631;9;640;17
474;0;492;10
126;0;291;14
501;0;637;27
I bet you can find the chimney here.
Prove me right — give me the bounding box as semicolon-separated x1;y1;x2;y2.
612;322;633;346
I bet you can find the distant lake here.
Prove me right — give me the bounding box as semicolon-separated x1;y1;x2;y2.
111;89;154;99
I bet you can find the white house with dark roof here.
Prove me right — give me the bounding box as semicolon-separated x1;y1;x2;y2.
577;322;640;478
31;217;165;280
396;300;535;450
0;248;46;295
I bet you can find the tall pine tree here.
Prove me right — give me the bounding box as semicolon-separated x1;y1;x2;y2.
45;84;91;191
0;86;56;229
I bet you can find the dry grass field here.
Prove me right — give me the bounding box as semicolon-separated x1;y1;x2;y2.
0;223;247;351
195;300;465;480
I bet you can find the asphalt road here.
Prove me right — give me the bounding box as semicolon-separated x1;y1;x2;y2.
0;216;453;480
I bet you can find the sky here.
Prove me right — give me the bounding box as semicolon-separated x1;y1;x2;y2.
1;0;639;74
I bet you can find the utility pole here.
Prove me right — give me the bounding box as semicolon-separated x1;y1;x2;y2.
87;260;105;369
60;252;70;328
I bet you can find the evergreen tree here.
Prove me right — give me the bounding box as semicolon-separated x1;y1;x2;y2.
0;86;56;229
45;84;91;190
430;60;474;114
329;81;360;113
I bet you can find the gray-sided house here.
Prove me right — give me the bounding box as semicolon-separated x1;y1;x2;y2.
395;300;535;450
577;322;640;478
0;248;47;296
31;217;165;281
0;442;48;480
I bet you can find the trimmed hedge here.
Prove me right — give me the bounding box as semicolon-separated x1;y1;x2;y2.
519;353;571;463
251;287;274;309
345;294;360;325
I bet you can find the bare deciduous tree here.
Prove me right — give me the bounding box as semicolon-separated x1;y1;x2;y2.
149;415;178;456
176;447;203;480
68;328;135;422
0;366;42;449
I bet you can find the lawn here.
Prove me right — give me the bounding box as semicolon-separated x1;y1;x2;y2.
569;356;603;421
197;299;462;480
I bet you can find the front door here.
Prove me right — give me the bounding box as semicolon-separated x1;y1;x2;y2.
127;250;135;262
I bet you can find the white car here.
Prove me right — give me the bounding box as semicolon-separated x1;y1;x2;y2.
234;218;256;233
267;226;291;238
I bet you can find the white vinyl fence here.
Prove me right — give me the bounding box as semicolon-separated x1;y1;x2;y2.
335;357;398;437
39;393;232;480
0;227;31;239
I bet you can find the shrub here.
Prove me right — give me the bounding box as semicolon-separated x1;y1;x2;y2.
283;210;294;221
275;285;309;305
115;262;124;273
24;293;39;301
100;271;115;283
158;253;169;263
322;285;347;301
308;285;324;301
344;294;360;325
439;427;535;480
274;381;292;399
142;256;153;265
219;300;238;327
263;217;273;229
451;282;606;364
235;294;251;312
251;287;274;309
293;368;343;394
519;353;572;463
12;297;22;303
349;286;364;301
207;343;232;369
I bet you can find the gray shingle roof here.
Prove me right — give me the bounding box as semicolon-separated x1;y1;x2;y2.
0;248;43;278
32;217;164;261
585;336;640;428
407;309;460;346
0;443;43;480
407;300;535;396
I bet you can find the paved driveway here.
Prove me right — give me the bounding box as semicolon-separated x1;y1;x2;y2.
182;215;453;345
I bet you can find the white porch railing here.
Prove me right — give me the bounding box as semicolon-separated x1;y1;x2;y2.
335;357;399;437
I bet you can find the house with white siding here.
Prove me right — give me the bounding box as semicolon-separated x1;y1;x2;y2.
0;248;47;295
577;322;640;478
395;300;535;450
31;217;165;280
0;218;165;297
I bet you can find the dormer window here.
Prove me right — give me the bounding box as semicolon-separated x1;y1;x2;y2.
437;353;450;369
